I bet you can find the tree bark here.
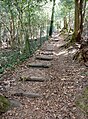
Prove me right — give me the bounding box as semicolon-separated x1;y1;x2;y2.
49;0;55;37
74;0;80;42
79;0;86;34
64;16;68;30
74;0;86;42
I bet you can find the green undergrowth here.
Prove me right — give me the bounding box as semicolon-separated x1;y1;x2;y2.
76;87;88;115
0;95;10;114
0;36;48;74
60;32;75;49
0;51;30;74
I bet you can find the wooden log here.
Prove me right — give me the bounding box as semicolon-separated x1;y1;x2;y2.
27;62;51;68
20;76;47;82
36;55;53;61
12;92;41;98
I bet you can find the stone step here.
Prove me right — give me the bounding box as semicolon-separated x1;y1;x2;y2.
36;55;53;61
46;44;54;51
20;76;47;82
27;62;51;68
46;49;54;52
12;92;41;98
52;38;59;42
40;51;53;55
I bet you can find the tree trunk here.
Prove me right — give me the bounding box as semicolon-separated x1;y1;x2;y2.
68;12;72;32
74;0;86;42
74;0;80;42
64;16;68;30
0;23;2;47
24;32;30;54
49;0;55;37
79;0;86;34
10;15;15;48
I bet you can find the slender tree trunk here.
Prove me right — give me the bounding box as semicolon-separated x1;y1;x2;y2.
49;0;55;37
63;16;68;30
68;12;71;32
0;23;2;47
80;0;86;34
74;0;80;42
10;15;15;48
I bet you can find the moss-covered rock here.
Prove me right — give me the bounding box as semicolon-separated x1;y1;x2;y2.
0;95;10;114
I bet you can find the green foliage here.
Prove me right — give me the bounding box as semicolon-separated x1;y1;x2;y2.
0;0;49;49
0;66;4;74
59;0;74;17
0;36;48;73
0;0;50;73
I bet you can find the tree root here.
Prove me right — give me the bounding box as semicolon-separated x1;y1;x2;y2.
73;41;88;67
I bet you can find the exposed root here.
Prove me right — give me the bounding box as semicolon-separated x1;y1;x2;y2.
73;40;88;67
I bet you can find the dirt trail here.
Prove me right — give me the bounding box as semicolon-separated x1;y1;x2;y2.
1;32;88;119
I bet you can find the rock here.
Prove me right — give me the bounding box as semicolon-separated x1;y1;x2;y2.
27;62;51;68
36;55;53;61
10;99;21;107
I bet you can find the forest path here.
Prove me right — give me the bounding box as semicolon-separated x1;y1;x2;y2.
1;32;88;119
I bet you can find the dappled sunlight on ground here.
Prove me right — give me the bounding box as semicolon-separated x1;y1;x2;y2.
53;50;68;56
68;49;77;54
53;48;77;57
55;43;64;47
